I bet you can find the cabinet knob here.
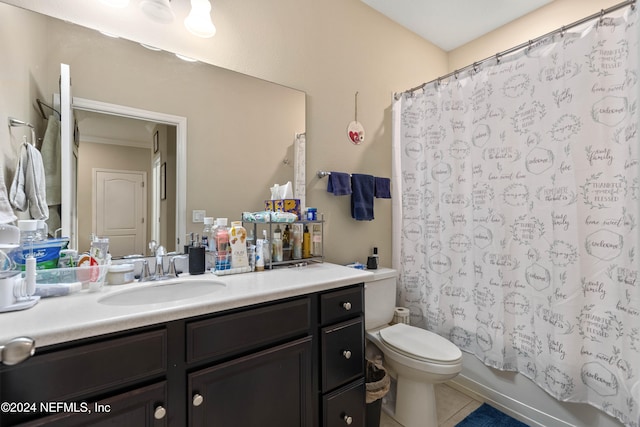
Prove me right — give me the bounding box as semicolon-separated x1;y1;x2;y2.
342;302;352;311
343;415;353;425
342;350;352;360
192;393;204;407
154;405;166;420
0;337;36;365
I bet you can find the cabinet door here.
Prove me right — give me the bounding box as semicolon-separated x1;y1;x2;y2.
323;380;365;427
321;317;364;392
0;330;167;426
189;337;313;427
17;381;168;427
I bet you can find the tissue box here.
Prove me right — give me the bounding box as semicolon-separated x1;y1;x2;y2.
265;199;301;220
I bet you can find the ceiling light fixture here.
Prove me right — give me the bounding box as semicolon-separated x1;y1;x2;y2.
140;0;175;24
99;0;130;7
184;0;216;38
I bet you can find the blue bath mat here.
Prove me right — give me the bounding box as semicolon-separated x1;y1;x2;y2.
456;403;529;427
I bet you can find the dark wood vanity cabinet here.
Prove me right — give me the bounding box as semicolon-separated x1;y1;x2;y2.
319;286;365;427
0;284;365;427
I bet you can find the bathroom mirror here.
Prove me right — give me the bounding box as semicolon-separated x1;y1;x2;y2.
0;3;306;257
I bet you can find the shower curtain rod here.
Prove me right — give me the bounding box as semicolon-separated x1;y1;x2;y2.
396;0;636;99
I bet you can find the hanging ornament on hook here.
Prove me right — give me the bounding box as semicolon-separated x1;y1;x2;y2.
347;91;365;145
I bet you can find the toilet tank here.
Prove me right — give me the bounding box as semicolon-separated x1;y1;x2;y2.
364;268;398;330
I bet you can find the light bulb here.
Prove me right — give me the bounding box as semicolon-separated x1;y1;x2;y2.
140;0;175;24
184;0;216;38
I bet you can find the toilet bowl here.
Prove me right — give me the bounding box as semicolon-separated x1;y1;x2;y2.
365;269;462;427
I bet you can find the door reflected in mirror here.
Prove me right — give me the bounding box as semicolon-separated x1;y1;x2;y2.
75;110;177;257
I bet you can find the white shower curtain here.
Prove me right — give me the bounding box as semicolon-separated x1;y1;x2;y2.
392;7;639;426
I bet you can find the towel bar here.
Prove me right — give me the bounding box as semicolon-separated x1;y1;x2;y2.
8;117;36;146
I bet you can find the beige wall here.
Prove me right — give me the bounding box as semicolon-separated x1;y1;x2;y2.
448;0;622;71
1;0;444;267
0;0;623;268
0;6;49;218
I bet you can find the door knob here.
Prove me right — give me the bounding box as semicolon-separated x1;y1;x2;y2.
343;414;353;425
342;350;352;359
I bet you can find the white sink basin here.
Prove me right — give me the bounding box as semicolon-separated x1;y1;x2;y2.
98;280;226;306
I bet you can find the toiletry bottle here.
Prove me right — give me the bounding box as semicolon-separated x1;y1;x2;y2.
311;224;322;256
246;228;255;249
262;230;271;268
214;218;230;270
202;217;214;251
272;229;283;262
292;224;302;259
282;225;290;249
255;239;265;271
229;221;249;268
302;224;311;258
282;224;291;260
367;247;379;270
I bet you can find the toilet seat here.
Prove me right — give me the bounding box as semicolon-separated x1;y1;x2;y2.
379;323;462;365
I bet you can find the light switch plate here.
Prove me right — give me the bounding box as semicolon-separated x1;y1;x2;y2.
192;210;206;223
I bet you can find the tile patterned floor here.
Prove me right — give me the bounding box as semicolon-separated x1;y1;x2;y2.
379;382;483;427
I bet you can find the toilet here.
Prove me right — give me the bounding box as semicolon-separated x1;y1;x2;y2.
365;268;462;427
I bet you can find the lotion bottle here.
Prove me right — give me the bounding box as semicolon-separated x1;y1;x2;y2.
214;218;230;270
229;221;249;268
272;229;283;262
302;225;311;258
292;225;302;260
262;230;271;268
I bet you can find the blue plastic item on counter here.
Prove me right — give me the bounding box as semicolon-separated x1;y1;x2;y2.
9;238;69;270
306;208;317;221
345;262;366;270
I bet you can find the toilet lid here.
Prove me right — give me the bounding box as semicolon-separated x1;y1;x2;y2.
379;323;462;364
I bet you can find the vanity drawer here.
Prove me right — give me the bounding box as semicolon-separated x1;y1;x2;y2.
186;297;311;364
320;285;363;325
322;379;365;427
321;317;364;392
0;329;167;405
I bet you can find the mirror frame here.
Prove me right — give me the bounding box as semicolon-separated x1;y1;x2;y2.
71;97;187;250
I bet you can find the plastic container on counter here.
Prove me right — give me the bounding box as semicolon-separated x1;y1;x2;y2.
107;263;135;285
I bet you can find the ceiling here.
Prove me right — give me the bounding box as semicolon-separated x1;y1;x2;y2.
361;0;555;51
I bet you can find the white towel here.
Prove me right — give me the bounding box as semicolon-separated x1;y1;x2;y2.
41;115;61;206
0;169;17;224
9;141;49;220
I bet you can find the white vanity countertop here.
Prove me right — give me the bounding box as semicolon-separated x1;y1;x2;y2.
0;263;372;348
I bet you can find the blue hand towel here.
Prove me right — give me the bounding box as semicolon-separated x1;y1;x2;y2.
327;172;352;195
350;174;375;221
374;177;391;199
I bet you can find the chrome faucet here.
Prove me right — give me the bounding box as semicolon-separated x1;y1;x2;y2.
154;245;166;277
136;249;188;282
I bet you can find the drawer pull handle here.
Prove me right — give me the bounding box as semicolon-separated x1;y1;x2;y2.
192;393;204;407
342;302;352;311
343;415;353;425
342;350;352;359
154;405;167;420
